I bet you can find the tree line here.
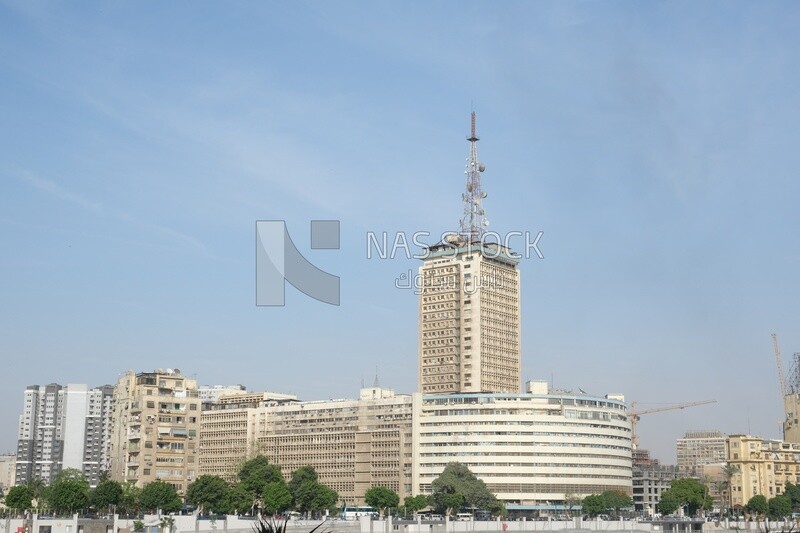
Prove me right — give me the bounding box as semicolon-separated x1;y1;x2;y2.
1;457;338;517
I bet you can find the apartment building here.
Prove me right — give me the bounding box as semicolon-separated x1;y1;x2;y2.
15;383;113;486
109;369;201;494
676;430;727;478
727;435;800;507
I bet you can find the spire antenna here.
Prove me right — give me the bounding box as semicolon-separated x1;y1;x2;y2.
459;112;488;242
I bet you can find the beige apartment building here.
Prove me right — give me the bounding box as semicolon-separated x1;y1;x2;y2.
199;391;298;482
418;239;520;395
109;369;201;495
676;430;728;478
727;435;800;508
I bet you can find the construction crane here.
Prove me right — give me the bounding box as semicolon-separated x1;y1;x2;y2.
773;332;788;398
629;399;717;449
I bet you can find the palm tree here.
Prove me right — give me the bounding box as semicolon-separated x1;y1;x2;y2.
722;464;740;517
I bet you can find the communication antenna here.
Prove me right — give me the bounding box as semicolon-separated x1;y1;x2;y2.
459;112;488;242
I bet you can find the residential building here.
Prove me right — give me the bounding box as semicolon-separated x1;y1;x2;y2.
412;381;632;513
676;430;727;478
199;391;298;482
632;449;678;516
0;453;15;491
109;369;201;494
15;383;113;486
727;435;800;508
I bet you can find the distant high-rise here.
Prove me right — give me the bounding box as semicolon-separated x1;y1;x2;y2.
418;114;521;394
15;383;113;486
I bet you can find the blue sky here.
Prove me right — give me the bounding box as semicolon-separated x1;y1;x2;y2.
2;1;800;463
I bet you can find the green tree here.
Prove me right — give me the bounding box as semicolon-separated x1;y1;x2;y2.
768;495;792;520
288;466;318;500
239;456;283;497
656;478;713;517
601;490;633;518
229;484;257;515
5;485;34;511
45;468;90;514
430;463;500;516
785;482;800;512
293;479;337;515
140;481;181;513
721;464;740;516
262;481;293;515
581;494;606;517
745;495;768;519
118;481;141;515
404;495;429;517
91;479;124;511
365;487;400;517
187;475;231;515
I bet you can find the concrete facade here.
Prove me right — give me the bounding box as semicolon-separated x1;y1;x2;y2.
727;434;800;508
676;430;727;478
418;240;520;395
199;391;298;481
632;449;678;516
0;453;15;491
412;382;632;509
109;369;201;494
15;383;113;486
256;387;414;505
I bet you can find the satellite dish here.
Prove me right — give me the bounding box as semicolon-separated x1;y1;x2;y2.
481;191;488;198
479;163;486;172
174;368;180;375
484;220;490;226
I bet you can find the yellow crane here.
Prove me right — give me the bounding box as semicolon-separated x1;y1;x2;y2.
629;399;718;449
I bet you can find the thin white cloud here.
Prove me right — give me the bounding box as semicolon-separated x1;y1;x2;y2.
14;168;210;256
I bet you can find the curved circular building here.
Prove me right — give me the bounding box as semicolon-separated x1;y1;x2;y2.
412;382;632;514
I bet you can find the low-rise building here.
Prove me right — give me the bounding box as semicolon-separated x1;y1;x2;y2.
632;449;678;516
0;453;15;491
412;381;632;513
727;435;800;508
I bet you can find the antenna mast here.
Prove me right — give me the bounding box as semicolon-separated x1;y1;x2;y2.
459;112;488;242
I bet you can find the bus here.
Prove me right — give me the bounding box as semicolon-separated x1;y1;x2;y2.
341;506;377;520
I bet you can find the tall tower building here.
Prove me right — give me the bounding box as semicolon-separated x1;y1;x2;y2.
418;114;521;394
